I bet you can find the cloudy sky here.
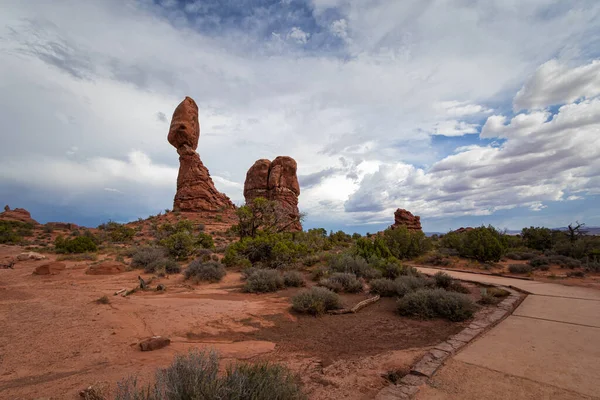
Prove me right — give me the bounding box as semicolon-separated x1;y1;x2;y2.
1;0;600;233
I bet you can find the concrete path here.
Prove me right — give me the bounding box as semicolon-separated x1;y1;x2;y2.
414;267;600;400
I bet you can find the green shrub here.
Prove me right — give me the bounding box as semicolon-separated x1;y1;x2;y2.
396;288;476;321
441;226;504;262
395;275;432;295
145;258;180;274
383;226;430;259
319;272;362;293
521;226;554;251
0;220;34;244
223;233;308;269
291;287;341;315
283;271;305;287
352;237;392;260
547;255;581;269
310;266;328;281
131;247;167;269
505;252;537;261
433;272;453;289
327;254;380;279
196;232;215;249
369;278;399;297
54;235;97;254
244;269;284;293
478;287;509;305
528;256;550;270
115;350;305;400
159;231;195;260
97;221;135;243
185;260;226;283
508;264;532;274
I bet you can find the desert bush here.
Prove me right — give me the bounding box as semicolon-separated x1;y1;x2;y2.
185;260;226;283
310;266;328;281
528;256;550;270
283;271;305;287
54;235;97;254
567;270;585;278
0;220;34;244
196;232;215;249
131;247;167;269
395;275;432;296
196;248;214;262
383;226;431;259
115;350;304;400
521;226;554;251
508;264;532;274
396;288;476;321
433;272;453;289
441;226;504;262
223;233;308;269
448;281;470;293
159;231;195;260
478;287;510;305
352;237;392;260
244;269;284;293
505;251;537;261
319;272;362;293
302;254;321;267
145;258;180;274
546;255;581;269
584;261;600;272
96;295;110;305
291;287;341;315
369;278;399;297
327;254;380;279
97;221;135;243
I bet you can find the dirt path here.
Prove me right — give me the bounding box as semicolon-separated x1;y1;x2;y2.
414;267;600;400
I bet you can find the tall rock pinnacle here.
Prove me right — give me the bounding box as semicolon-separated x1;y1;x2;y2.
168;97;234;212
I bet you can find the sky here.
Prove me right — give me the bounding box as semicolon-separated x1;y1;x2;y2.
1;0;600;233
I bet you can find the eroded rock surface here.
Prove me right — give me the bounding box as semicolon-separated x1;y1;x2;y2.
169;97;234;212
244;156;301;230
392;209;422;232
33;262;66;275
86;261;126;275
0;207;38;224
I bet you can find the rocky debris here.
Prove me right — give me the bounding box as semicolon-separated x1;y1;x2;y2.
391;209;422;232
139;336;171;351
156;284;166;291
244;156;302;230
0;207;38;224
33;262;66;275
1;258;15;269
86;262;126;275
168;97;234;212
46;222;79;231
16;252;46;261
138;275;147;290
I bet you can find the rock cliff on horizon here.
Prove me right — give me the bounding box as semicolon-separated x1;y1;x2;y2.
391;209;422;232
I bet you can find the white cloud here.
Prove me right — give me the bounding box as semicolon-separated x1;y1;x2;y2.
1;0;600;229
287;27;310;44
433;120;479;137
514;59;600;111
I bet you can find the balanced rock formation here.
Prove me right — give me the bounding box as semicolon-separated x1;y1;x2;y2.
0;207;38;224
391;209;422;232
168;97;234;212
244;156;301;231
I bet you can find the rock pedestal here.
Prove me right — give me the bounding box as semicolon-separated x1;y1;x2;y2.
168;97;234;212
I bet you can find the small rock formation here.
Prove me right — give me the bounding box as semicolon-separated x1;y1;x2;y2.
86;261;126;275
33;262;66;275
169;97;234;212
16;252;46;261
244;156;301;231
139;336;171;351
0;207;38;224
391;209;422;232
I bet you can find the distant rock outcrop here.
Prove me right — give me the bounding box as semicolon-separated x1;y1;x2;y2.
391;209;422;232
0;207;38;225
452;227;474;234
244;156;301;231
168;97;234;212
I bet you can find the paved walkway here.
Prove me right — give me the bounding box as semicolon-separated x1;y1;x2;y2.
414;267;600;400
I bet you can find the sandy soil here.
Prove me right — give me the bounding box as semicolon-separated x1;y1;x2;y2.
0;244;470;400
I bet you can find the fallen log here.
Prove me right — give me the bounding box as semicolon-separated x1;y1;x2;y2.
327;295;380;315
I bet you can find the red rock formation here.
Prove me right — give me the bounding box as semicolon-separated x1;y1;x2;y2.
244;156;301;231
168;97;234;212
86;261;126;275
391;209;422;232
33;262;66;275
139;336;171;351
0;207;38;224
